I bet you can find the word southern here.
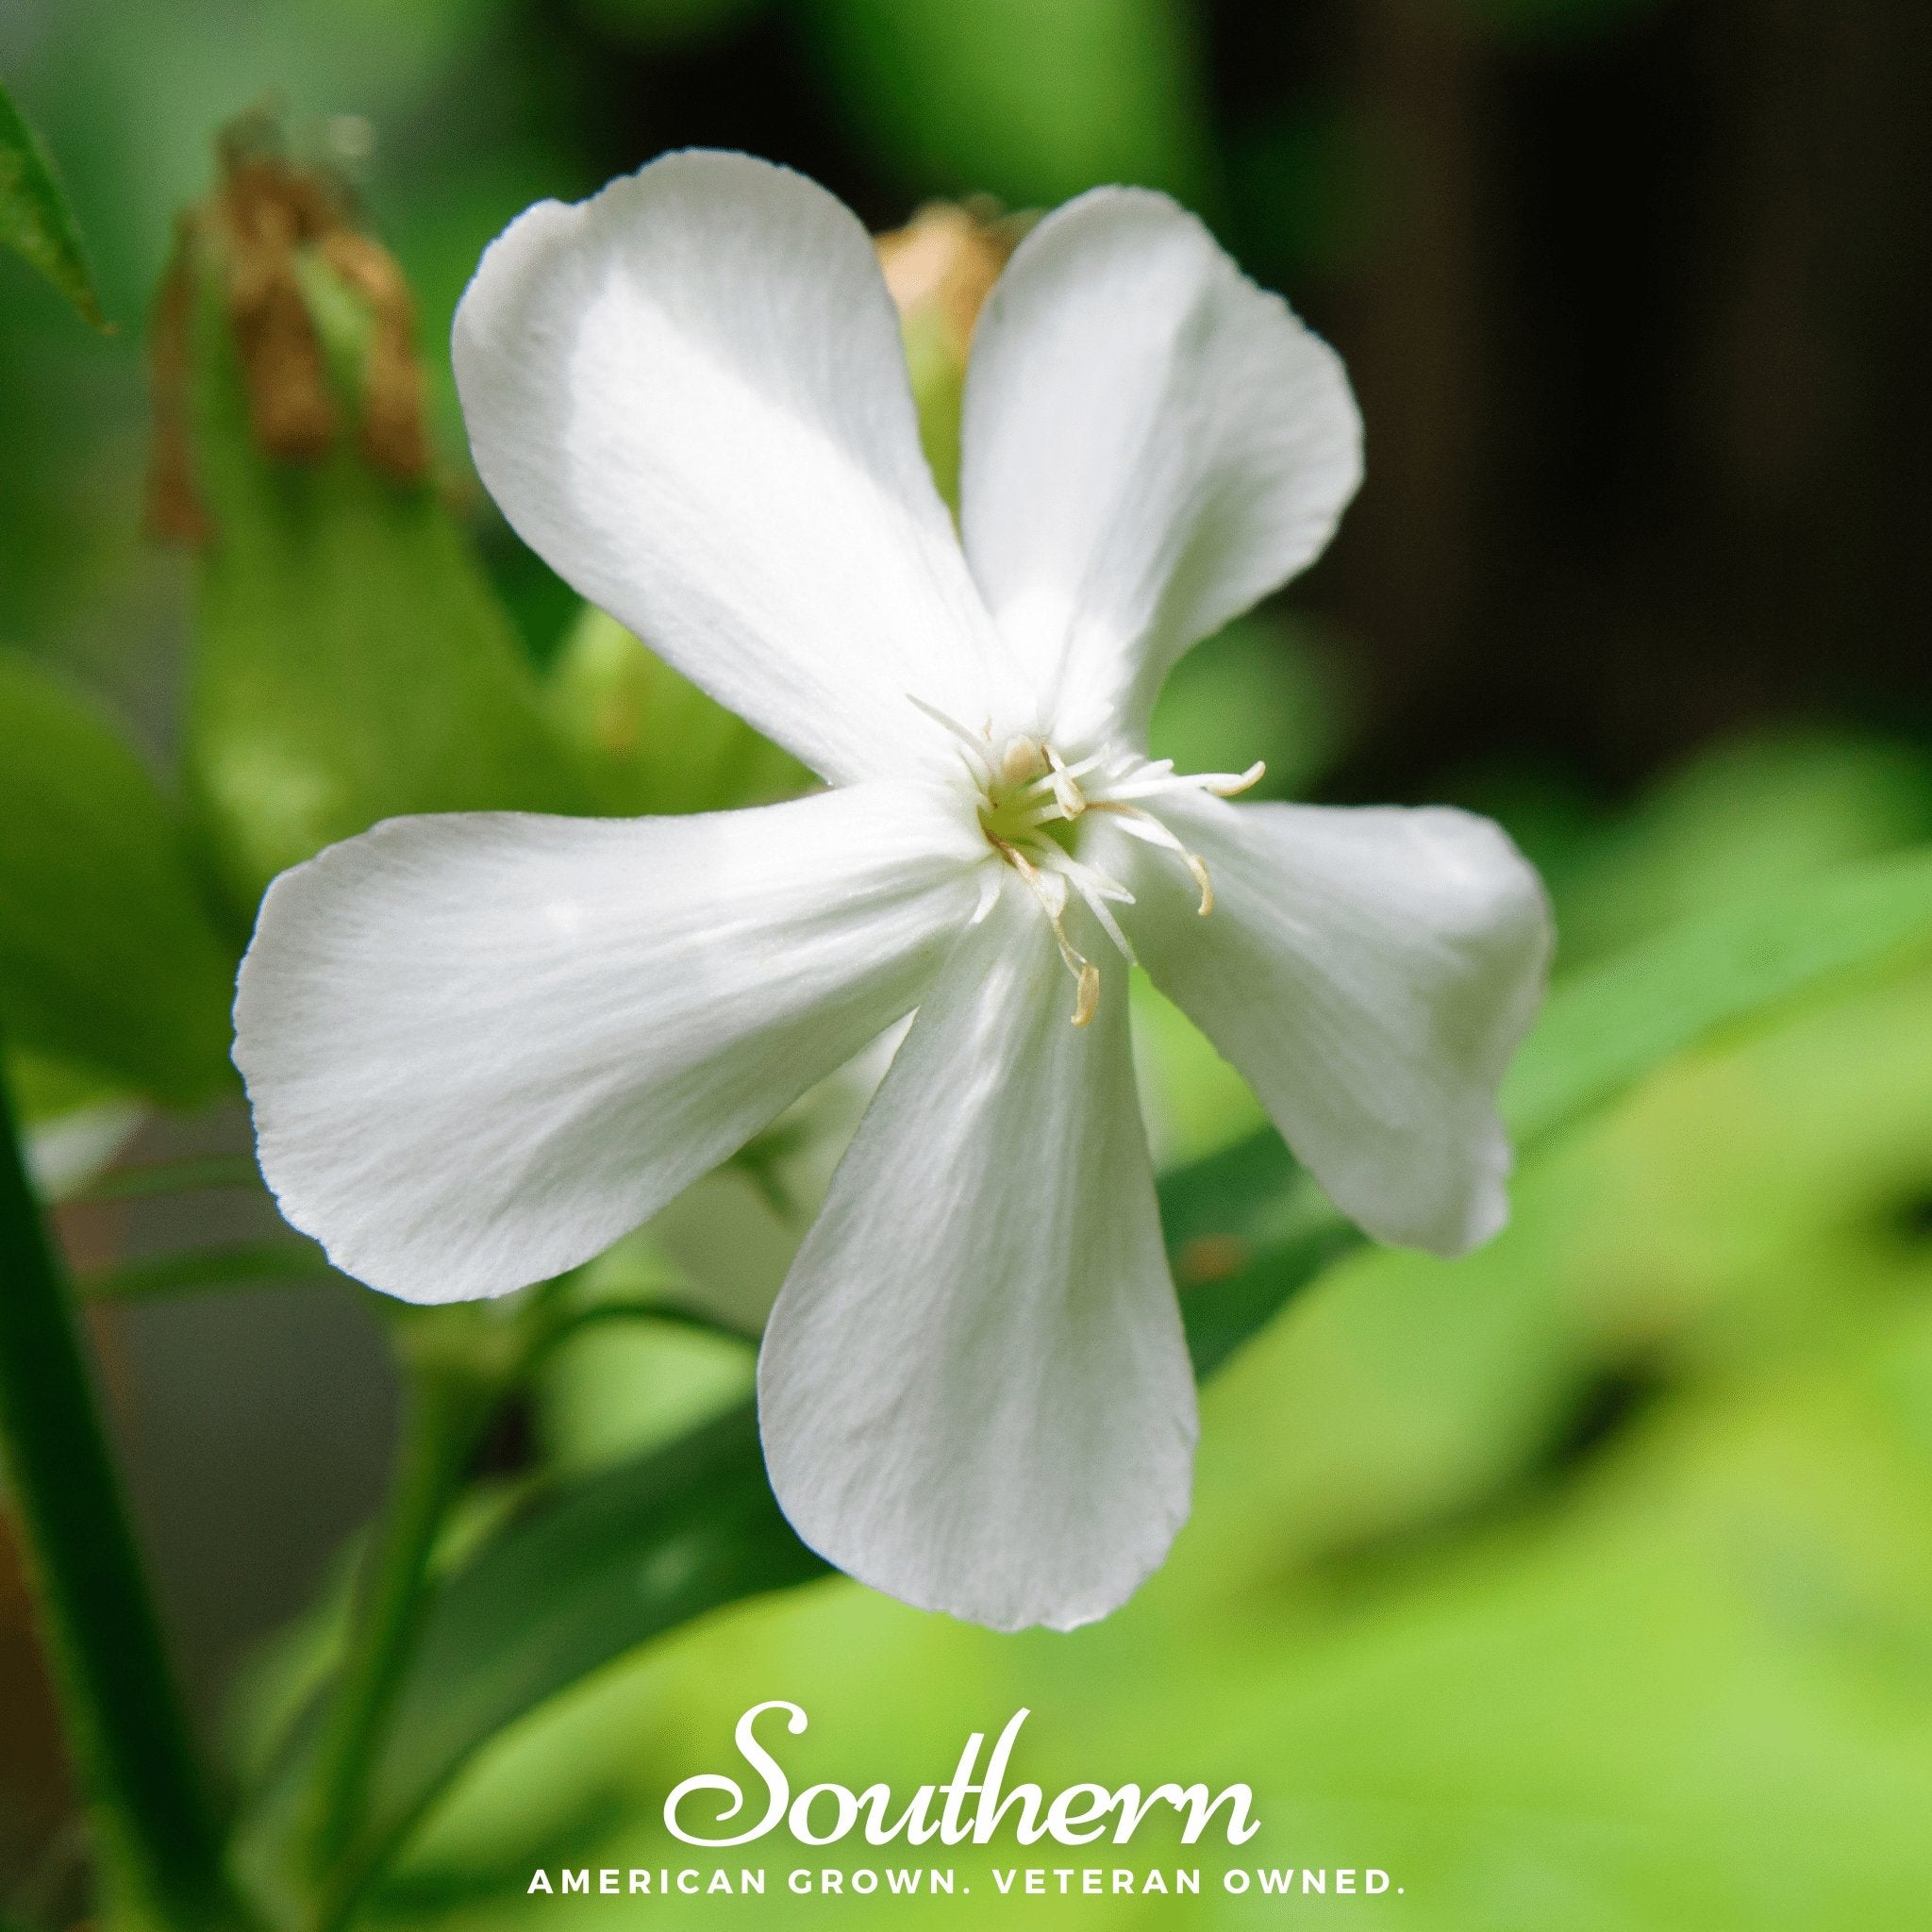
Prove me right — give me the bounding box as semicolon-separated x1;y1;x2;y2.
662;1703;1261;1850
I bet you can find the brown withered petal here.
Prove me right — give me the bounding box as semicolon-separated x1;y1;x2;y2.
319;229;430;481
218;152;337;460
143;225;211;544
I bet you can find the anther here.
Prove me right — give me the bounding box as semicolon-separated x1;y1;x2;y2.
1072;961;1100;1028
1208;760;1267;798
1044;743;1087;819
997;735;1047;790
996;838;1103;1026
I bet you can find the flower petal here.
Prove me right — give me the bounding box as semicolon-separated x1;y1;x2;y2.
453;151;1017;789
1111;795;1552;1257
234;787;986;1303
758;881;1196;1632
959;189;1362;745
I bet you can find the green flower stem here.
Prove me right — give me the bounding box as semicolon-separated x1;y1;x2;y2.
303;1348;496;1923
80;1238;338;1303
0;1058;250;1931
73;1154;265;1203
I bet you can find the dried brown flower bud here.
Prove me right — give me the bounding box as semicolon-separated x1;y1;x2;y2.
145;125;431;542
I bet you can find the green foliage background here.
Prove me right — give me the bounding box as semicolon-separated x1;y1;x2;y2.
3;0;1931;1926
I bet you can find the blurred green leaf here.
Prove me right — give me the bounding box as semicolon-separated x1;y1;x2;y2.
1507;846;1932;1145
1148;612;1353;802
77;1237;337;1304
1164;1135;1358;1379
245;1406;824;1911
547;606;810;817
1160;843;1932;1383
794;0;1210;208
1549;731;1932;971
0;651;236;1104
173;158;588;923
0;76;105;326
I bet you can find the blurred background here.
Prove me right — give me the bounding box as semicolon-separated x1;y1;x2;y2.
4;0;1932;1924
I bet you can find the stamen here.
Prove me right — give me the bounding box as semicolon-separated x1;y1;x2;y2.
1071;961;1100;1028
970;729;1253;1021
997;734;1047;790
993;838;1103;1026
1040;847;1138;964
1100;759;1265;805
1208;759;1267;798
907;693;995;780
1089;801;1215;915
1043;743;1086;819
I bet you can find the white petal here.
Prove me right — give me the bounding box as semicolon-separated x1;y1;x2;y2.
1111;795;1552;1257
758;881;1196;1633
234;788;986;1303
453;151;1019;789
959;188;1363;745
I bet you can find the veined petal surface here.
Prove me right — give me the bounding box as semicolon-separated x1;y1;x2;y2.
959;188;1362;746
234;787;986;1302
1113;795;1552;1257
758;882;1196;1633
454;150;1019;789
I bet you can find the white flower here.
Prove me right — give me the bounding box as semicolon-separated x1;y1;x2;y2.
233;151;1552;1633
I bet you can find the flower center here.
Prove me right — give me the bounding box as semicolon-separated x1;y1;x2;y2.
912;697;1266;1028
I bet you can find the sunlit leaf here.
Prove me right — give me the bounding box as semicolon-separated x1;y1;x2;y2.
1505;846;1932;1144
1546;730;1932;972
0;652;236;1105
1161;843;1932;1379
0;76;105;326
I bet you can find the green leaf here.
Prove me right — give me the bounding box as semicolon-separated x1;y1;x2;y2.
172;160;589;923
1504;846;1932;1144
1160;843;1932;1382
245;1406;824;1914
1147;612;1354;803
0;652;237;1105
0;77;105;327
795;0;1210;208
547;607;810;817
1162;1135;1357;1380
78;1237;337;1304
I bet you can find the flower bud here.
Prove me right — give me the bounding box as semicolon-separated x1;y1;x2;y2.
874;198;1027;507
147;124;584;923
